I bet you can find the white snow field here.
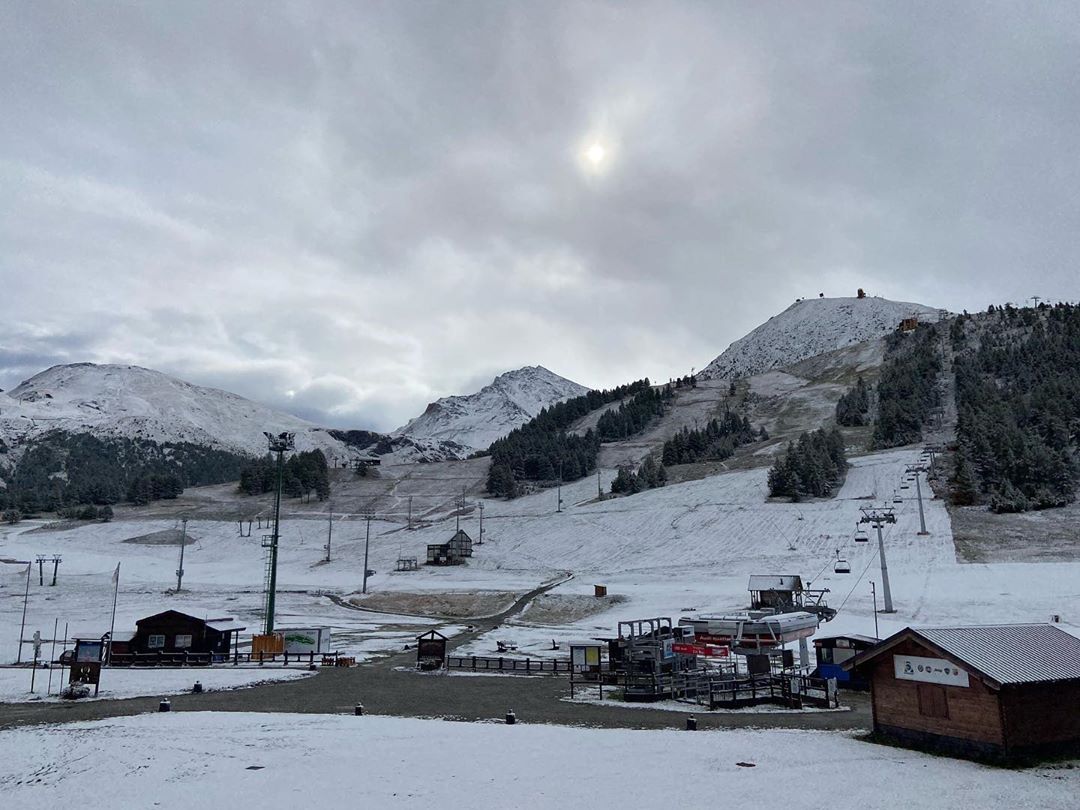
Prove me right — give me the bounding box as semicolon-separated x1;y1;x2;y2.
0;666;315;704
2;447;1077;669
1;713;1076;809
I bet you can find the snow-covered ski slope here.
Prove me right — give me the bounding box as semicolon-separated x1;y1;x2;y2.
2;448;1076;665
700;296;943;380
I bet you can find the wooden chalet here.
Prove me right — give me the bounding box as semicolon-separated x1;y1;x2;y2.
845;624;1080;761
129;610;246;659
426;529;473;566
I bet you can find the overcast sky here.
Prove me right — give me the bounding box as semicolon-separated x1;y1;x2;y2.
2;2;1079;431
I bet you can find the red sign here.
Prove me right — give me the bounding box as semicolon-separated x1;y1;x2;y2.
672;642;730;658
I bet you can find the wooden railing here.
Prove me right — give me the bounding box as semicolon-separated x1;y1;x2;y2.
104;650;343;668
446;655;571;674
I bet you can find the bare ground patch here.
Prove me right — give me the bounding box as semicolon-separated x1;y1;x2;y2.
22;520;87;534
514;594;627;626
949;502;1080;563
122;528;197;546
348;590;520;619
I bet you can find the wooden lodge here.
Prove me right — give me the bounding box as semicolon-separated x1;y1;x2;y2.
845;624;1080;762
125;610;246;661
426;529;473;566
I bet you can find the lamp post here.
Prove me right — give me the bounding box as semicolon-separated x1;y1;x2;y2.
263;431;294;635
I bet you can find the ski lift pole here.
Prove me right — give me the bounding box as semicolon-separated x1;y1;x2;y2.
870;581;879;639
914;473;928;535
875;522;894;613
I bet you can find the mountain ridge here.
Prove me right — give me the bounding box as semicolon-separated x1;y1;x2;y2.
700;296;943;380
395;365;589;453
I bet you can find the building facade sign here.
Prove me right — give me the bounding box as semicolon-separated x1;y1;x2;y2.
894;654;970;687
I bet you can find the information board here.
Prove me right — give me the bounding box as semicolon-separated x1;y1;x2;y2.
893;655;969;687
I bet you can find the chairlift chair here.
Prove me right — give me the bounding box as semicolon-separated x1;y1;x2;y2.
834;559;851;574
854;529;869;543
893;494;903;504
900;482;910;490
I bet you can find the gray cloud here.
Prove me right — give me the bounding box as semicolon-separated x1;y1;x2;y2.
2;2;1078;431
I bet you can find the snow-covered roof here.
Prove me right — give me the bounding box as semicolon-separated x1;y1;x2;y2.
748;574;803;592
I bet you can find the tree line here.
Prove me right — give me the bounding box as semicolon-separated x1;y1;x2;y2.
238;448;331;501
835;377;871;426
484;380;654;498
951;302;1079;512
767;428;847;500
596;384;671;440
661;410;762;466
0;431;248;514
610;455;667;495
872;324;942;448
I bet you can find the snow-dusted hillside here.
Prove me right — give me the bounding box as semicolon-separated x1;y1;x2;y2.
396;366;589;453
0;363;462;470
700;296;943;380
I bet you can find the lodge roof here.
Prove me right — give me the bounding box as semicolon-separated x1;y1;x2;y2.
845;624;1080;687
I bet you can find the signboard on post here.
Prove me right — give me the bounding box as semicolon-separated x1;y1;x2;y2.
894;655;970;687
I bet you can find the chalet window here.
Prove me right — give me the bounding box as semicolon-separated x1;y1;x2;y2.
917;683;950;719
175;634;193;649
148;634;165;649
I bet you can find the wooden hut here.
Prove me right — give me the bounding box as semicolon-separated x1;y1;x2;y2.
129;610;245;661
845;624;1080;761
426;529;473;566
416;629;447;670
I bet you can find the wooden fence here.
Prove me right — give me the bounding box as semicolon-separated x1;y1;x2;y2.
446;655;571;674
104;650;344;668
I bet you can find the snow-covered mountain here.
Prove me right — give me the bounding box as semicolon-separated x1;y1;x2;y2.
0;363;361;463
396;366;589;453
0;363;461;471
699;296;943;380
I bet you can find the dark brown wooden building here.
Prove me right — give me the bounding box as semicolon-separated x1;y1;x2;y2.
845;624;1080;761
131;610;246;659
426;529;473;566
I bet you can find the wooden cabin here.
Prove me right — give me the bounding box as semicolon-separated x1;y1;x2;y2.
845;624;1080;762
130;610;245;659
426;529;473;566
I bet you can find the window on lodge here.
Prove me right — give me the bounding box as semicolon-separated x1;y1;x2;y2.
917;683;950;719
148;634;165;649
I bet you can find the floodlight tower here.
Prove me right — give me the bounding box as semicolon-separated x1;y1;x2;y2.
860;507;897;613
263;431;295;635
